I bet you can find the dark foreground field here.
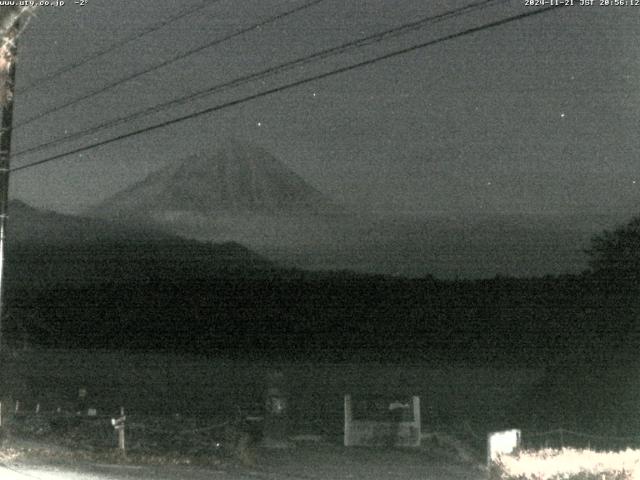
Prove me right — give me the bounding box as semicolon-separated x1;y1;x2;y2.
0;348;508;479
0;405;485;480
0;348;542;433
2;346;637;479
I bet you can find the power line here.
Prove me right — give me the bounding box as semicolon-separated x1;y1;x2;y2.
11;5;561;174
13;0;504;159
19;0;219;93
14;0;327;129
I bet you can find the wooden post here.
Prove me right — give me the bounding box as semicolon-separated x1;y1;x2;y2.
118;406;126;454
412;396;421;447
486;431;491;470
262;370;289;449
111;406;126;455
0;14;17;354
344;394;352;446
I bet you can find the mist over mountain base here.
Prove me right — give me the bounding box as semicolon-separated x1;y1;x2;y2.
141;209;619;279
81;139;629;278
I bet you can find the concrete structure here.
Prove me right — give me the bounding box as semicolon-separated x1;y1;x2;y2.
344;394;420;447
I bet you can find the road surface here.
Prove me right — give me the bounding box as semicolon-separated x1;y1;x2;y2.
1;461;255;480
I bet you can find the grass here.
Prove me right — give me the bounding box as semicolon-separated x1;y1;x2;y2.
0;410;238;467
491;448;640;480
0;346;545;472
1;347;543;432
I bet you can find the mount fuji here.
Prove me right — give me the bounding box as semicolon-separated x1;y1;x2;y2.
87;139;350;249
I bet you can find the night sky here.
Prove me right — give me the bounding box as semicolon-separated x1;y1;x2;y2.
8;0;640;217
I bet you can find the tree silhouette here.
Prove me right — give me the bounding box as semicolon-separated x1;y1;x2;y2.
0;7;34;36
585;215;640;283
0;6;35;106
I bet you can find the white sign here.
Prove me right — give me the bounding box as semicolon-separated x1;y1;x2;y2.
487;429;521;466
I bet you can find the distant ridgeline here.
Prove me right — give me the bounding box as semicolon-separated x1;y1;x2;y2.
4;200;274;287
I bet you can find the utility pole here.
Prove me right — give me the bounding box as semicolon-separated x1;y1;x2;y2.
0;7;27;353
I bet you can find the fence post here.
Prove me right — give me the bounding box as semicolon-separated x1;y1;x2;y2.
262;370;290;449
118;407;125;454
344;394;352;447
111;406;126;455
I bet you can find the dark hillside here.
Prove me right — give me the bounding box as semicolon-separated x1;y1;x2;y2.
4;200;274;288
7;273;638;367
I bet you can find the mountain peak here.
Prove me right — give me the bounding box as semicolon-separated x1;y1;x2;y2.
88;140;344;220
